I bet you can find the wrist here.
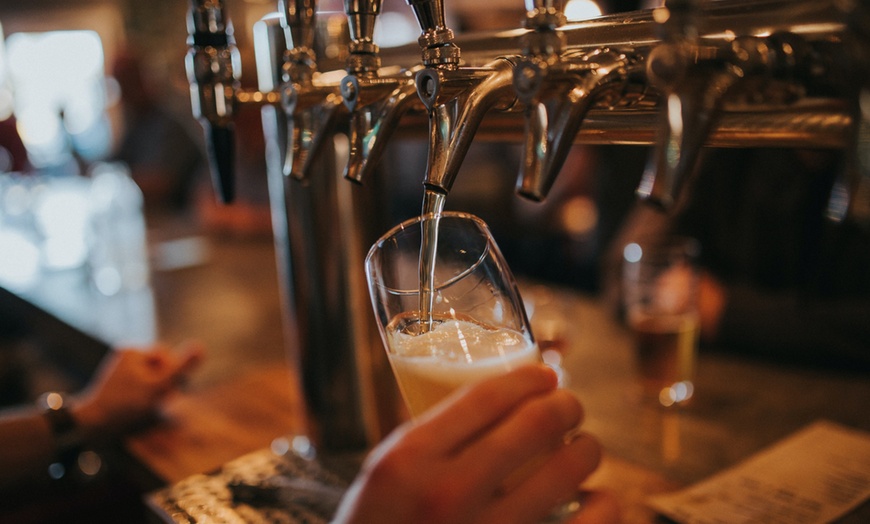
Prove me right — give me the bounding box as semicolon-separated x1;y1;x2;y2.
38;392;85;461
68;394;107;442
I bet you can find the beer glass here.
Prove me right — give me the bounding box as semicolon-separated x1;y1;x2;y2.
622;236;700;407
365;211;540;417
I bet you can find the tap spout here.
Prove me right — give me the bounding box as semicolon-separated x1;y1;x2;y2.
278;0;346;181
641;29;821;209
340;0;425;184
514;0;641;202
186;0;241;203
638;0;793;209
283;86;345;181
637;62;743;209
416;58;520;193
636;0;701;209
515;49;640;202
342;73;421;184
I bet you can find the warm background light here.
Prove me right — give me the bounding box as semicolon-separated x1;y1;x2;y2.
565;0;603;21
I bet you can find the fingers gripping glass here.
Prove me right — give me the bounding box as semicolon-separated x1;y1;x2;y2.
366;212;585;522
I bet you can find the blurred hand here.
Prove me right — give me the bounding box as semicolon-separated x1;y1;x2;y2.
72;341;204;438
333;364;619;524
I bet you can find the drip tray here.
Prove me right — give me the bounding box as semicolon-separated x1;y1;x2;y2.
148;439;363;523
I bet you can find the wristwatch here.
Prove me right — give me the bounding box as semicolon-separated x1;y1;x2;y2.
38;392;83;457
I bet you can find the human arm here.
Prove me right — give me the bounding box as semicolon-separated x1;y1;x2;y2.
332;364;619;524
0;342;203;485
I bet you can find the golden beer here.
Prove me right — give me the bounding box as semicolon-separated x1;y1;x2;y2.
629;312;698;404
386;314;540;416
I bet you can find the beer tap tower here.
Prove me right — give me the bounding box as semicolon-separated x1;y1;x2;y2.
186;0;870;455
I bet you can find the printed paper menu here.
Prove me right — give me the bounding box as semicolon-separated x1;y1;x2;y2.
648;420;870;523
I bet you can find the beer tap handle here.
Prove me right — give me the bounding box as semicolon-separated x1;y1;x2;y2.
345;0;382;74
186;0;240;203
278;0;328;180
280;0;317;61
405;0;460;68
205;125;235;202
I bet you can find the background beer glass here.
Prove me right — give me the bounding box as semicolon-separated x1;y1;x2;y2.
365;211;540;417
622;237;700;407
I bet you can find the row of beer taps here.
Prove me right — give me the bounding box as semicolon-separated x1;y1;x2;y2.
187;0;870;222
185;0;869;453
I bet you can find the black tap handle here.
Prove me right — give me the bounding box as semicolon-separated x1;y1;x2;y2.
187;0;239;204
203;122;236;203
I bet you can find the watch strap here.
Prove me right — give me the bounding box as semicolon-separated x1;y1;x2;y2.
39;392;83;457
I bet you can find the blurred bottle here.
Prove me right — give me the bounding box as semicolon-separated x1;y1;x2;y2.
523;284;571;385
87;162;149;297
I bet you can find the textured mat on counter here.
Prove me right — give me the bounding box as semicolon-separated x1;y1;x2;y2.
147;437;362;523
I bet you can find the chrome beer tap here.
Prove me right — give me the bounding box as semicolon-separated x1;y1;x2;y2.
187;0;285;202
279;0;345;181
340;0;422;184
828;101;870;226
186;0;242;203
827;2;870;226
513;1;647;202
514;48;643;202
415;58;520;195
406;0;521;197
636;0;821;210
636;0;717;210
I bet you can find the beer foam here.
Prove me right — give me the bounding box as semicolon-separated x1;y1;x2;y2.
390;318;532;361
388;319;540;412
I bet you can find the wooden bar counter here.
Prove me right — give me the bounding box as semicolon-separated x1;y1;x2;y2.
120;231;868;523
7;224;865;522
